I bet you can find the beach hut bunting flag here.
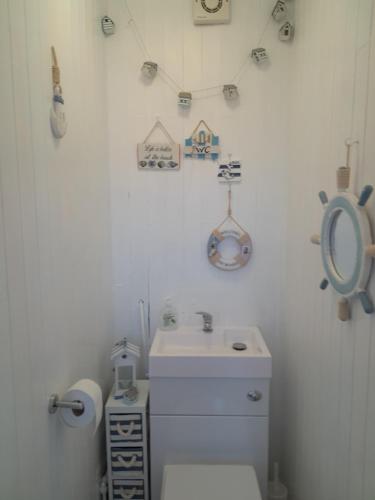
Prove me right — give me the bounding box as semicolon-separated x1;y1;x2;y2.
184;120;220;161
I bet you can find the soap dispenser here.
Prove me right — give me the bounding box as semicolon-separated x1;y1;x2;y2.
159;297;178;331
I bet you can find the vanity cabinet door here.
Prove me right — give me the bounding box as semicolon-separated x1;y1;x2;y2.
150;415;268;500
150;378;269;416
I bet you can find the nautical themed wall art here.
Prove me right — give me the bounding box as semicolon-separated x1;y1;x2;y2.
193;0;231;25
311;140;375;321
123;0;286;103
279;21;295;42
178;92;193;108
218;159;242;183
223;84;239;101
208;182;252;271
142;61;158;79
137;120;180;170
101;16;116;35
184;120;220;161
251;48;269;65
272;0;287;22
50;46;67;139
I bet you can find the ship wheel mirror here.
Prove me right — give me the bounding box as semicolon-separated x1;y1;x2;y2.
311;140;375;321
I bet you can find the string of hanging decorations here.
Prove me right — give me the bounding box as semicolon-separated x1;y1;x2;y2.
104;0;294;107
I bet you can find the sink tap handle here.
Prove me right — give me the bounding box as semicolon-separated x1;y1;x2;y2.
195;311;212;320
195;311;213;332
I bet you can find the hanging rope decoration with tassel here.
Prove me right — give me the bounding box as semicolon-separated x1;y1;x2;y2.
207;182;252;271
50;46;67;139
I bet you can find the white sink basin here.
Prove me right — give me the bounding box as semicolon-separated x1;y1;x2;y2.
149;326;271;378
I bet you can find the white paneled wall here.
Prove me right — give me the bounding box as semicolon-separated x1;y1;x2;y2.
106;0;290;464
0;1;112;500
282;1;375;499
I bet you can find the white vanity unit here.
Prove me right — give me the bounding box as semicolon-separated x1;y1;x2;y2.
149;326;272;500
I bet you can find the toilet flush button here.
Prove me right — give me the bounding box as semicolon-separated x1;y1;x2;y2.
247;390;262;402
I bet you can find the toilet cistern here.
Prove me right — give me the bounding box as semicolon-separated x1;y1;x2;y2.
196;311;213;332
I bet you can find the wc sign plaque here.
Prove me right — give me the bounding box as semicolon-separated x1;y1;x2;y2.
184;120;220;161
138;120;180;170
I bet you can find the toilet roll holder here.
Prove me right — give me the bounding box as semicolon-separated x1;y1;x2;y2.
48;394;85;415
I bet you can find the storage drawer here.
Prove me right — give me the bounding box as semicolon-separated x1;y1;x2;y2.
150;378;269;416
113;479;144;500
110;414;143;443
111;447;144;476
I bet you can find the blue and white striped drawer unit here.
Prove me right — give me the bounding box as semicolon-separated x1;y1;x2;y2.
110;414;143;443
106;381;150;500
112;479;144;500
111;447;144;476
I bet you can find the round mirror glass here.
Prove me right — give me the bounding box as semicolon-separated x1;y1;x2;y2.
330;209;358;281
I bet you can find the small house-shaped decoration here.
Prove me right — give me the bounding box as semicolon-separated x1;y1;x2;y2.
178;91;192;108
223;84;239;101
142;61;158;79
111;338;141;402
251;48;269;64
279;21;294;41
184;120;220;161
101;16;116;36
272;0;287;22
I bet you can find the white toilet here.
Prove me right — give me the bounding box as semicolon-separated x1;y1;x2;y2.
161;464;262;500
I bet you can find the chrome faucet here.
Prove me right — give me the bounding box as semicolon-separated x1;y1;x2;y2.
196;311;213;333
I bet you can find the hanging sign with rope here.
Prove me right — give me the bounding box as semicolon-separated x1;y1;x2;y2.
184;120;220;161
137;120;180;170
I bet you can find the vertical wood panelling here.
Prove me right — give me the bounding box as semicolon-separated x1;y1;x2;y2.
283;1;375;500
0;1;112;499
106;0;290;465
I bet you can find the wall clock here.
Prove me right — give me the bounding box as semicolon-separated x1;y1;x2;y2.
193;0;231;25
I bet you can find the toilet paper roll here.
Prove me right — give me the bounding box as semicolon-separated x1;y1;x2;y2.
59;379;103;433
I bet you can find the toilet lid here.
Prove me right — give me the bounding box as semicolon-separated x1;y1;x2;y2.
161;465;262;500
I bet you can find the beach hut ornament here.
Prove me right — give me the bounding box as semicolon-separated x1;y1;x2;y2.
111;338;141;403
223;84;239;101
251;48;269;65
279;21;295;41
218;158;242;183
101;16;116;35
178;91;193;108
272;0;287;22
142;61;158;79
138;120;180;170
50;46;67;139
184;120;220;161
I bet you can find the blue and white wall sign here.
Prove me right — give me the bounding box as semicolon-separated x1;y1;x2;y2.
184;120;220;160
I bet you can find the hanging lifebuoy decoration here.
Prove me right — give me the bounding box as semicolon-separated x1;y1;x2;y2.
207;182;252;271
208;228;252;271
